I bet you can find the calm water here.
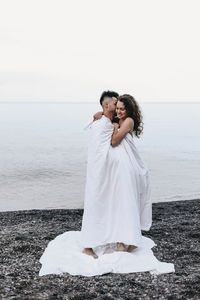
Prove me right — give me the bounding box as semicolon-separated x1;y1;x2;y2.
0;102;200;211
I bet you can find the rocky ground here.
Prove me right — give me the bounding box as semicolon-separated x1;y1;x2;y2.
0;199;199;300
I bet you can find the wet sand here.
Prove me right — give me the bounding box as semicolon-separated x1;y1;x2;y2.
0;199;199;299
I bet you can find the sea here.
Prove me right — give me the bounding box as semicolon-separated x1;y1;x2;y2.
0;101;199;211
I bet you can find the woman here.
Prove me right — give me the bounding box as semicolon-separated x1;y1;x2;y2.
112;94;150;252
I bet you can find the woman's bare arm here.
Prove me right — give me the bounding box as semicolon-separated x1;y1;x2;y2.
111;118;134;147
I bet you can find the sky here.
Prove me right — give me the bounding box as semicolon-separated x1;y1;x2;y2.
0;0;200;102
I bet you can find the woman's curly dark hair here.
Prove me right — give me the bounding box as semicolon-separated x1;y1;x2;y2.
117;94;144;138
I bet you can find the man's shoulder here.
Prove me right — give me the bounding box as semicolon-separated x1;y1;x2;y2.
93;115;112;126
91;116;113;132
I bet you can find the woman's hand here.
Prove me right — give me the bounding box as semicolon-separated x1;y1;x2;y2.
93;111;103;121
113;123;120;130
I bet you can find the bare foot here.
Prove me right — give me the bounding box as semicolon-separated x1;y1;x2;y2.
127;245;138;252
116;242;127;252
82;248;98;259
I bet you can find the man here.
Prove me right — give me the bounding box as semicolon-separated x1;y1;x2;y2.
80;90;119;259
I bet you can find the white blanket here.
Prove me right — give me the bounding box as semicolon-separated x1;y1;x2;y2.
80;115;152;248
39;115;175;276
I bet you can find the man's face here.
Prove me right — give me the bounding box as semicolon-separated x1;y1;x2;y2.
107;97;118;113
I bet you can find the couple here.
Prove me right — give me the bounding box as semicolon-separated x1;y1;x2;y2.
80;90;152;259
39;91;174;276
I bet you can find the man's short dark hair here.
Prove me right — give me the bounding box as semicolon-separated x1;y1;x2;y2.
99;90;119;106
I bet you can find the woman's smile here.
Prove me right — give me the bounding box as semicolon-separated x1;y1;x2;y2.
116;101;127;119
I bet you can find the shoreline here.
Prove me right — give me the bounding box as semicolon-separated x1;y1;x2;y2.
1;199;199;299
1;197;200;213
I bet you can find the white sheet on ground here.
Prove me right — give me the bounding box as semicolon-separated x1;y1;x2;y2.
39;231;175;276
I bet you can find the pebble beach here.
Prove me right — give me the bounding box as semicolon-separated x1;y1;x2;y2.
0;199;199;299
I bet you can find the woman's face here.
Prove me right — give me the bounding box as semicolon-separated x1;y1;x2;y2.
116;101;127;120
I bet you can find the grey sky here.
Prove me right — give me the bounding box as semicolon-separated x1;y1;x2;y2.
0;0;200;102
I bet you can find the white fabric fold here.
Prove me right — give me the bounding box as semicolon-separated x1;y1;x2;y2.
39;231;175;276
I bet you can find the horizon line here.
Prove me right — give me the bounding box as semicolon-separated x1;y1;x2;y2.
0;100;200;104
